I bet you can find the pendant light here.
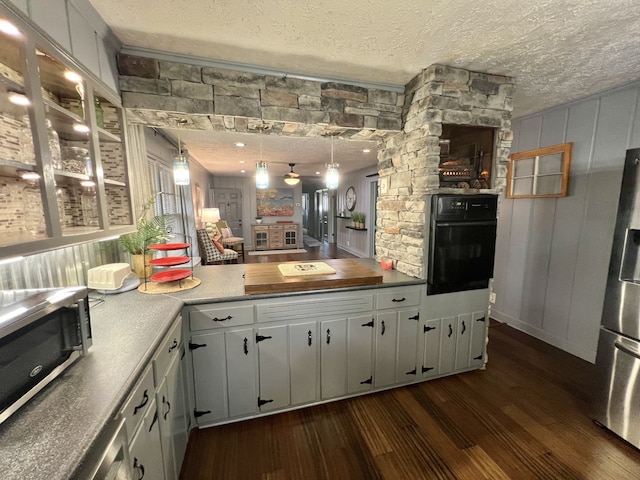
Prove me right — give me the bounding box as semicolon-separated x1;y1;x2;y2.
256;125;269;189
325;134;339;189
173;118;190;185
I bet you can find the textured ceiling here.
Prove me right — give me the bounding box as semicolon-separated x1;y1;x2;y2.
89;0;640;177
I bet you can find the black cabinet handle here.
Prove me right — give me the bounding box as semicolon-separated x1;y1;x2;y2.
360;376;373;385
189;341;207;350
409;313;420;321
361;319;374;328
392;297;406;303
474;354;483;361
381;321;386;336
168;339;178;353
133;457;145;480
448;324;453;338
243;337;249;355
308;330;312;346
149;408;158;432
211;315;233;322
162;395;171;420
422;366;434;374
133;390;149;416
258;397;274;407
326;329;331;345
424;325;436;333
461;321;466;335
476;316;486;322
194;409;212;418
406;368;417;375
256;334;272;343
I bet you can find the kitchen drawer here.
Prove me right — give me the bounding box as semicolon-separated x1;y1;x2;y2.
376;288;421;310
270;225;284;231
119;364;155;441
190;304;255;331
152;315;183;383
269;241;284;248
253;225;269;232
257;294;373;323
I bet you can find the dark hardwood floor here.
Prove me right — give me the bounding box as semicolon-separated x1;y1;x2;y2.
179;321;640;480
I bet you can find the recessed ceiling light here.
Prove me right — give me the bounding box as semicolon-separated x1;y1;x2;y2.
73;123;90;133
315;171;321;175
239;160;245;164
18;170;40;181
363;149;371;153
240;169;246;173
8;92;30;106
235;142;245;147
80;180;95;187
0;19;20;37
64;70;83;83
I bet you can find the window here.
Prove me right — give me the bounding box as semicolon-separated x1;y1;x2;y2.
506;142;572;198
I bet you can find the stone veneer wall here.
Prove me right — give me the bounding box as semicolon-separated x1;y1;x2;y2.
117;54;403;139
376;65;515;278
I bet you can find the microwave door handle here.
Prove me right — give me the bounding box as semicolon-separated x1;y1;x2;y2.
614;340;640;360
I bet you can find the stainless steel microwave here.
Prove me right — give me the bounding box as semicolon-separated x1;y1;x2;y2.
0;286;91;425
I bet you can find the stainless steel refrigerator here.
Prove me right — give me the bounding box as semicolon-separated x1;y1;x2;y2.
593;147;640;449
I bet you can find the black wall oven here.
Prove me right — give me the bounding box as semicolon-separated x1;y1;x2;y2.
0;286;91;425
428;194;498;295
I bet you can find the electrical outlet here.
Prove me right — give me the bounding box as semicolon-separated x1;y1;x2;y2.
489;292;496;303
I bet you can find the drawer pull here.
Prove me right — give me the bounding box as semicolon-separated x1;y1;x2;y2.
461;321;466;335
243;337;249;355
381;321;386;336
168;339;178;353
448;324;453;338
308;330;312;346
211;315;233;322
392;297;406;303
133;390;149;416
326;329;331;345
133;457;145;480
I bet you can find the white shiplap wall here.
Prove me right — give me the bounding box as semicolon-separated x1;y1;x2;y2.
492;82;640;362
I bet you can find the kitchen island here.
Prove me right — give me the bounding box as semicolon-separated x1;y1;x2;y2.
0;259;425;479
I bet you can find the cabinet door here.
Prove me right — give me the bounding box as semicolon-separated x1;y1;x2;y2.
397;311;421;381
375;312;398;387
129;398;165;480
225;328;257;417
284;225;298;248
190;331;228;424
156;376;176;480
347;315;374;393
257;325;290;411
421;318;441;379
469;311;488;368
289;322;318;405
439;316;457;375
320;318;347;399
455;313;473;370
167;350;188;478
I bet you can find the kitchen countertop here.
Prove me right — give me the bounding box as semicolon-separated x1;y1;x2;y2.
0;259;423;479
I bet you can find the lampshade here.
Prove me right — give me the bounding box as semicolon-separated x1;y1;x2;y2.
201;207;220;224
325;135;339;189
256;160;269;189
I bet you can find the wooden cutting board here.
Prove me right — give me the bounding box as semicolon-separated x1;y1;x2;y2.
244;258;383;294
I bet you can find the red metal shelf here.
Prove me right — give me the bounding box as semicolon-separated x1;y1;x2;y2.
147;243;190;251
148;256;190;267
150;269;192;283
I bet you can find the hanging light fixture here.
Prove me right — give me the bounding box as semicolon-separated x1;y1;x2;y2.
255;125;269;189
284;163;300;185
325;134;339;189
173;118;190;185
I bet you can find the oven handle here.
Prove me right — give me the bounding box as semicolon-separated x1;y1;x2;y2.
435;220;496;227
615;340;640;360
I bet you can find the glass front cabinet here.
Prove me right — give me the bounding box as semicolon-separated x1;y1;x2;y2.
0;10;134;259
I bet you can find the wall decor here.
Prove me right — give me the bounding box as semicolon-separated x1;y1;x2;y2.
257;188;294;216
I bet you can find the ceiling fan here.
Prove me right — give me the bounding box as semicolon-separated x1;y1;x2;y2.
284;163;300;185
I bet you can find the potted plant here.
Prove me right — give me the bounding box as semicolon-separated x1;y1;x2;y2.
119;197;172;278
359;212;366;229
255;216;263;224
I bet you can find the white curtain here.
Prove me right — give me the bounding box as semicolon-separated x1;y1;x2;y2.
126;123;154;219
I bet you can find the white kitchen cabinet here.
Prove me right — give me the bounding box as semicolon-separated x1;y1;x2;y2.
455;313;473;370
225;327;258;418
375;311;398;387
128;398;165;480
257;325;290;411
190;331;227;424
347;314;375;393
320;318;348;399
455;311;488;370
289;322;318;405
469;311;488;368
439;316;457;375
